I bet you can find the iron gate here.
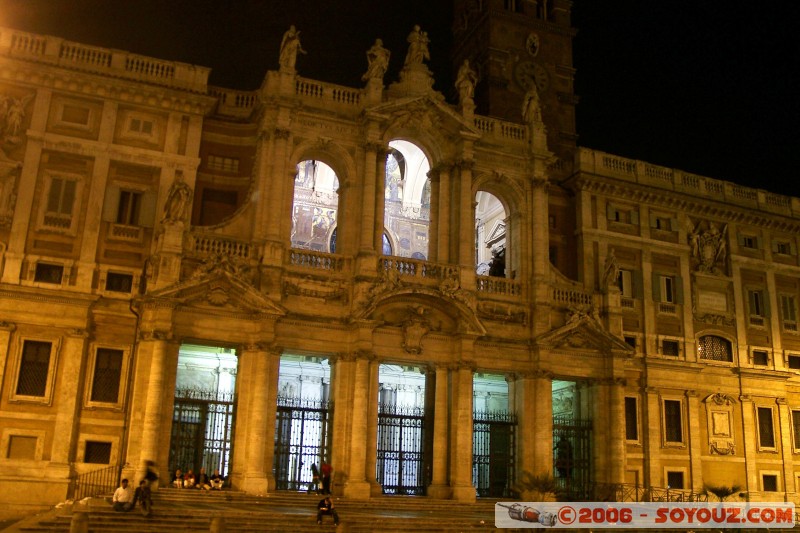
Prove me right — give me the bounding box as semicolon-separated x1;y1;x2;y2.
377;404;428;495
169;388;235;478
274;396;331;491
553;415;592;499
473;410;516;497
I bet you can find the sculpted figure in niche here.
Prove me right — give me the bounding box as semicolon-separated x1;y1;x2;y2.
279;25;307;72
522;85;542;124
688;220;727;275
455;59;478;105
601;248;620;290
162;174;192;224
404;25;430;67
362;39;391;82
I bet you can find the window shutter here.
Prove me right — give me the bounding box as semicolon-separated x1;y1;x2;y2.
101;185;120;223
47;178;63;212
738;234;746;247
772;240;780;253
633;270;644;298
630;210;639;225
652;274;661;302
791;241;797;256
61;180;76;215
748;290;757;315
139;190;158;228
755;236;762;250
649;212;658;228
763;291;770;318
674;276;684;304
670;218;679;231
606;202;615;220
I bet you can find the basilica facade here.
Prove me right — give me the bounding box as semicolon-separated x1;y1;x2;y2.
1;0;800;512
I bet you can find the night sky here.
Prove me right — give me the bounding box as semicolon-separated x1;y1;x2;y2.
1;0;797;198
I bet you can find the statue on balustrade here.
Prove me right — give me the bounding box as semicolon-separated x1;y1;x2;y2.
162;174;192;224
362;39;391;82
455;59;478;107
279;25;307;72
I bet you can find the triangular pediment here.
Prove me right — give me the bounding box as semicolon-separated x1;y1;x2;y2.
147;270;285;317
536;315;632;353
366;95;482;138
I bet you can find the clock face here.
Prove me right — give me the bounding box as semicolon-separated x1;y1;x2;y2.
513;60;549;92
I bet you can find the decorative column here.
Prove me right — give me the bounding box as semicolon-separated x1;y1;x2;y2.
50;329;90;472
426;167;440;263
359;142;383;255
372;149;389;255
643;387;662;489
686;390;703;491
365;358;381;496
530;178;550;335
238;344;275;494
436;163;452;264
1;88;50;284
739;395;758;496
777;398;795;498
340;352;373;499
0;321;15;392
75;100;117;290
427;364;451;498
607;378;627;485
515;371;553;486
136;330;171;476
262;129;292;265
449;364;475;502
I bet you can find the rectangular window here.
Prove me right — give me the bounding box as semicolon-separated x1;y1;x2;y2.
90;348;123;403
662;340;679;357
624;336;637;349
742;235;757;249
16;341;52;397
61;105;91;125
618;269;633;297
790;355;800;370
34;263;64;284
7;435;37;460
758;407;776;448
762;474;778;492
84;441;112;464
625;397;638;441
129;117;153;135
666;471;684;490
792;410;800;451
663;399;683;443
776;242;791;255
207;155;240;173
748;290;765;318
781;295;797;331
46;177;77;215
105;272;133;293
115;190;142;225
752;350;769;366
661;276;675;304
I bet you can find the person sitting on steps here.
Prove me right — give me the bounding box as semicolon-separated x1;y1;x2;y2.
316;496;339;526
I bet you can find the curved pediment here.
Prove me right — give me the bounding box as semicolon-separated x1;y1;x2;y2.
146;269;285;317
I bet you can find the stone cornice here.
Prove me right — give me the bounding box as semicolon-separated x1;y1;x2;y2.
571;175;800;233
0;59;214;115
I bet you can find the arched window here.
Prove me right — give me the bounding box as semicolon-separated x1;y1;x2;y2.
698;335;733;362
475;191;507;277
384;141;430;260
291;160;339;253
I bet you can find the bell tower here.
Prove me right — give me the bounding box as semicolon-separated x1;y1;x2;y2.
452;0;578;169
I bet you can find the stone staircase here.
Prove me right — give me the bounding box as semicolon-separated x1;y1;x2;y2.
3;489;498;532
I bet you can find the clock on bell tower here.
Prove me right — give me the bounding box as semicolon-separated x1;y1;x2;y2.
452;0;578;170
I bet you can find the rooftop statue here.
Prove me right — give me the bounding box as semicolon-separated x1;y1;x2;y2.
362;39;391;83
455;59;478;107
279;25;307;72
403;25;430;68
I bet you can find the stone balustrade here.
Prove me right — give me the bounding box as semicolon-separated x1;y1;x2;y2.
210;86;258;118
288;249;347;271
379;256;459;283
0;27;210;92
295;77;362;107
578;147;800;217
473;116;527;144
190;234;254;259
476;276;521;296
552;286;593;307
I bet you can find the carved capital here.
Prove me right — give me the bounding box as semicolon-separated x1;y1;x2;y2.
138;330;173;342
273;128;291;140
776;397;788;406
0;321;16;332
364;141;387;155
66;328;90;339
532;177;549;191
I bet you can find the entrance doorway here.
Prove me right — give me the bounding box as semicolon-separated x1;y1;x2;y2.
376;364;429;495
273;354;331;491
552;380;592;499
168;344;237;481
473;373;516;497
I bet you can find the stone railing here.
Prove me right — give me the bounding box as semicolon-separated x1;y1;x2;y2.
476;276;522;297
379;256;459;283
551;286;593;307
577;148;800;217
210;86;258;118
189;234;253;259
288;249;347;272
473;116;527;145
0;27;209;92
295;77;362;108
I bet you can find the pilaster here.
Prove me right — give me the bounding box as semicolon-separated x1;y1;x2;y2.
644;387;661;488
515;372;553;482
0;321;16;392
686;390;703;491
449;364;476;502
739;395;758;495
50;329;90;468
427;364;451;499
777;398;795;497
339;352;373;499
